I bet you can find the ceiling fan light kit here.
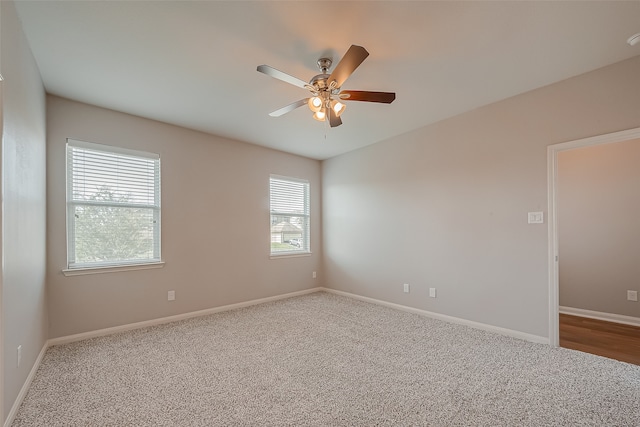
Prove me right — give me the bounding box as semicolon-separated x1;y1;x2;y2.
257;45;395;128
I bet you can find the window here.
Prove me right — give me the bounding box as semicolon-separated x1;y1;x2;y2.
66;139;161;270
270;175;310;256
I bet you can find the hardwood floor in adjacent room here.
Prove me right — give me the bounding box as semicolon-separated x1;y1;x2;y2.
559;313;640;366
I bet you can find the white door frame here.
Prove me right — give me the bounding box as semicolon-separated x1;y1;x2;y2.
547;127;640;347
0;78;4;426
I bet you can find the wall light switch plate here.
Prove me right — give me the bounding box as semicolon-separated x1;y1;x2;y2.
528;212;544;224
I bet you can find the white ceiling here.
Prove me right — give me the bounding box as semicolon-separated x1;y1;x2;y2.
14;1;640;160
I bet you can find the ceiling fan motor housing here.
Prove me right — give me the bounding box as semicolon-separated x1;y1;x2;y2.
309;74;331;91
308;58;337;93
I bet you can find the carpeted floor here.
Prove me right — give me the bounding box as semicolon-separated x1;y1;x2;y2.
12;292;640;426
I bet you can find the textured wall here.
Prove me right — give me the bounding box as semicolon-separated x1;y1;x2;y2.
1;0;48;420
46;96;322;338
322;56;640;339
558;138;640;318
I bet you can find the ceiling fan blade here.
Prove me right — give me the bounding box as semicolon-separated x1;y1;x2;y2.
268;98;309;117
328;45;369;89
257;65;309;89
339;90;396;104
328;106;342;128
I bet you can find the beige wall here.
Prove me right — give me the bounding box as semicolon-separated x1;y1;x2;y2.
558;138;640;318
47;96;322;338
1;0;48;420
322;56;640;339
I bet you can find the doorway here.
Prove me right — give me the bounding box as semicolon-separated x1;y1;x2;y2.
547;127;640;357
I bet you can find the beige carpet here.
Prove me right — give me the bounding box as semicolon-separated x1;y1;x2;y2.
12;292;640;426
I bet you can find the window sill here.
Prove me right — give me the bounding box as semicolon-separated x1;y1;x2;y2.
62;261;165;276
270;252;312;260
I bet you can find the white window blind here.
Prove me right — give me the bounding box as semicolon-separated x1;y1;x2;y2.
66;139;161;269
270;175;310;255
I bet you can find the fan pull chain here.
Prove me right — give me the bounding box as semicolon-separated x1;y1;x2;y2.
324;113;329;139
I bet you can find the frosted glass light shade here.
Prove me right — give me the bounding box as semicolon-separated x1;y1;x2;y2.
331;100;346;117
313;109;326;121
308;96;323;112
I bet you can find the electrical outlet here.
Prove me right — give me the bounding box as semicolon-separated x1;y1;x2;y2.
312;271;317;279
17;345;22;368
429;288;437;298
627;290;638;302
528;212;544;224
168;290;175;301
403;283;410;293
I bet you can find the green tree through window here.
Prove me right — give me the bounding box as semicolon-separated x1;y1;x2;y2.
66;139;161;269
73;187;156;264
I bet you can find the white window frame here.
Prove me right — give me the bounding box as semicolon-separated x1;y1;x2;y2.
270;175;311;257
64;139;163;275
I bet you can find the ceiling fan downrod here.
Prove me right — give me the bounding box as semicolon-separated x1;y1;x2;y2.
317;58;332;74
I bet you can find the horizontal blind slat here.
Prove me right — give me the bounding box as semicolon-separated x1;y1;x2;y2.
67;140;161;268
270;175;310;254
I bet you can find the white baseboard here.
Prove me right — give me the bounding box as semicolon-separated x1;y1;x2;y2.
322;288;549;345
559;306;640;327
6;287;321;426
49;287;323;346
7;285;549;426
4;342;49;427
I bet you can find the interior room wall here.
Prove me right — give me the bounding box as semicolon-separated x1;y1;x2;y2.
1;0;48;420
322;55;640;339
558;138;640;319
47;96;322;339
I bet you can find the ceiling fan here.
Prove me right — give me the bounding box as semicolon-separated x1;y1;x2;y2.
257;45;395;128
